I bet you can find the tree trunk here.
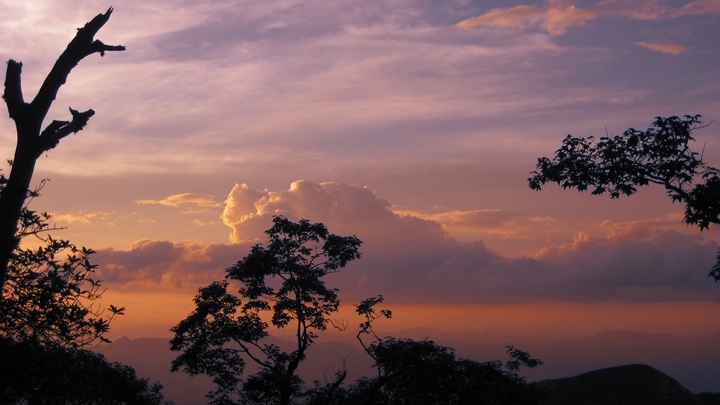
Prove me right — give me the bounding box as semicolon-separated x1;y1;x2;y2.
0;8;124;287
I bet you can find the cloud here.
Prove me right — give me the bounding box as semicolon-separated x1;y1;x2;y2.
532;226;717;301
213;180;718;303
92;180;718;303
95;240;243;290
673;0;720;16
456;1;599;35
455;5;543;30
394;207;557;239
136;193;222;212
634;41;688;55
455;0;718;35
51;211;115;225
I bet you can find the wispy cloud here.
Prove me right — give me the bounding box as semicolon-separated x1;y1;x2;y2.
136;193;222;211
392;207;557;241
456;2;597;35
455;0;717;35
673;0;720;16
51;211;115;225
634;41;689;55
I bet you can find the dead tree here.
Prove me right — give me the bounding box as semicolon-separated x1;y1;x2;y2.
0;8;125;287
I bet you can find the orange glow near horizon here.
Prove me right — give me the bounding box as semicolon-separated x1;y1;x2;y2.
102;288;720;343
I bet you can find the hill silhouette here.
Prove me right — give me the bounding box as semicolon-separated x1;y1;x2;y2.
537;364;706;405
95;330;719;405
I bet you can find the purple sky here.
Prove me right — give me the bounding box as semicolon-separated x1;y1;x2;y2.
1;0;718;340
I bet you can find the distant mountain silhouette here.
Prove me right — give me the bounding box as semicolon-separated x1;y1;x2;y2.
95;330;720;405
518;330;720;393
96;336;214;405
537;364;705;405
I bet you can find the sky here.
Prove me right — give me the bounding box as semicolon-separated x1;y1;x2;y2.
1;0;719;346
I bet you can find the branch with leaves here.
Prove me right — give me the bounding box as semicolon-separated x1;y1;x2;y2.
529;115;720;281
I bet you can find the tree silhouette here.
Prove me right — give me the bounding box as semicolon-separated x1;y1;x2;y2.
306;296;543;405
529;115;720;280
0;336;169;404
0;7;125;288
0;11;170;404
170;216;363;405
0;179;124;348
0;7;126;350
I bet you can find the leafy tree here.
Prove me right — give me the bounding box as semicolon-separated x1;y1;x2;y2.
306;296;543;405
0;4;125;350
528;115;720;280
0;336;170;405
170;216;363;405
0;10;162;405
0;179;124;348
0;7;125;288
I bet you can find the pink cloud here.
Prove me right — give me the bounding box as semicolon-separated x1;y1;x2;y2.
91;180;719;303
136;193;223;212
455;5;541;30
455;0;715;35
456;1;599;35
634;41;689;55
673;0;720;16
95;241;243;290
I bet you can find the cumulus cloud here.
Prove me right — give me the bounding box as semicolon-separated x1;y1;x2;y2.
36;182;720;304
213;180;717;303
634;41;688;55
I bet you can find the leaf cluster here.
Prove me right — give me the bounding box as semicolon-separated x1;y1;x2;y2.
0;178;122;348
529;115;720;280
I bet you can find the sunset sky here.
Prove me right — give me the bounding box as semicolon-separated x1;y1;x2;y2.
1;0;719;346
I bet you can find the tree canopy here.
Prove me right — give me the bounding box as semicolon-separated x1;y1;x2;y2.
529;115;720;280
0;336;169;405
170;216;363;405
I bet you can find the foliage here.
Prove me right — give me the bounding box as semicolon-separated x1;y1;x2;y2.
170;216;362;405
306;296;543;405
528;115;720;280
0;178;123;348
0;336;169;405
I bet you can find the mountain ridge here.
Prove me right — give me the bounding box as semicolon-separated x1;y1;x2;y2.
94;329;720;405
